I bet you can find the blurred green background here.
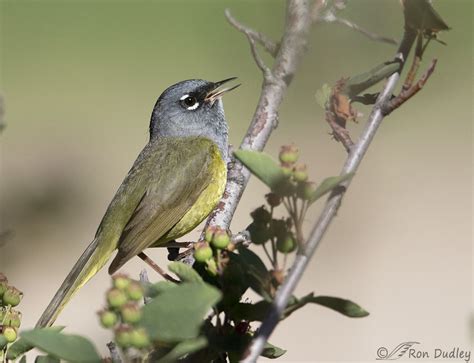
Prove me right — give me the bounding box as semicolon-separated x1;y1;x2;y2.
1;0;472;361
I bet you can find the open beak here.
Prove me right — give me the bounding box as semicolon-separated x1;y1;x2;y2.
205;77;240;106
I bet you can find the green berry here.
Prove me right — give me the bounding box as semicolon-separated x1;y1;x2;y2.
279;144;299;165
106;288;128;308
114;326;132;348
0;334;8;349
120;303;142;324
3;327;17;343
293;163;308;182
211;229;230;249
112;274;131;290
98;310;118;328
250;206;271;224
277;233;297;253
0;274;8;298
281;166;293;177
130;328;151;349
3;287;23;307
3;310;21;328
125;281;144;301
194;243;213;263
204;226;216;243
265;192;281;207
297;181;316;200
247;222;271;245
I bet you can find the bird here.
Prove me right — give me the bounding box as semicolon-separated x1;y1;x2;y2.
36;78;239;328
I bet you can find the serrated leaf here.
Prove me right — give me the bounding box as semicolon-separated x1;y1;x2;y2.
168;261;203;283
155;337;208;363
234;150;289;192
20;330;101;363
309;173;354;204
7;326;65;360
141;282;221;343
315;83;332;109
261;341;286;359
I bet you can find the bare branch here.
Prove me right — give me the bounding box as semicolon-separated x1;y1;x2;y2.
241;27;418;363
106;341;122;363
0;94;5;133
316;10;397;46
204;0;312;234
225;9;279;57
245;32;272;77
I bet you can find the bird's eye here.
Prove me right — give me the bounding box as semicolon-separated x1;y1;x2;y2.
180;95;199;110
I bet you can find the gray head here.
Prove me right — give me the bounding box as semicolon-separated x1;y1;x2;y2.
150;78;239;161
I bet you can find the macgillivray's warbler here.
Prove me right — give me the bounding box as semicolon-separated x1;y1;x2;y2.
36;78;239;328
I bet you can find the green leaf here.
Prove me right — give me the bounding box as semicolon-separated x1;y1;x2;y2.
20;330;101;363
155;337;208;363
35;355;60;363
141;282;221;343
315;83;332;109
309;173;354;204
168;261;203;283
309;295;369;317
236;245;273;300
7;326;65;360
262;341;286;359
228;300;270;322
146;280;176;298
234;150;288;191
284;293;369;318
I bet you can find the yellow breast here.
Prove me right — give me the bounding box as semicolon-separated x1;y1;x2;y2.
160;146;227;242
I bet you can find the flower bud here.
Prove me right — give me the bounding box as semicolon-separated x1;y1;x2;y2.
250;206;271;224
3;287;23;307
120;303;142;324
204;226;216;243
3;327;17;343
194;243;213;263
279;144;299;165
130;328;151;349
211;229;230;249
277;233;297;253
114;325;132;348
271;219;288;240
106;288;128;308
281;166;293;177
247;222;271;245
98;310;118;329
125;281;144;302
265;193;281;208
112;274;131;291
293;163;308;182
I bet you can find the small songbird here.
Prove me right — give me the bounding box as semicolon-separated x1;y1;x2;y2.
36;78;239;327
400;0;450;33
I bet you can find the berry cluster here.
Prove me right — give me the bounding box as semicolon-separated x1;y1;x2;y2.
98;275;150;350
193;227;232;275
0;273;23;351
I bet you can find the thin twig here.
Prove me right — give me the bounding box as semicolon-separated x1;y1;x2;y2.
139;269;152;304
106;341;122;363
225;9;279;57
241;27;418;363
138;252;179;283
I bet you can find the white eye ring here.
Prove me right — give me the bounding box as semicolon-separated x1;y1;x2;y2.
180;94;199;110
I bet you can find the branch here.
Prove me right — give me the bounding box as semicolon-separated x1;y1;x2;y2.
204;0;312;233
240;27;418;363
106;341;122;363
225;9;279;57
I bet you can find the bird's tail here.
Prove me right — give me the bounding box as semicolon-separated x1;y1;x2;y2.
36;238;113;328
